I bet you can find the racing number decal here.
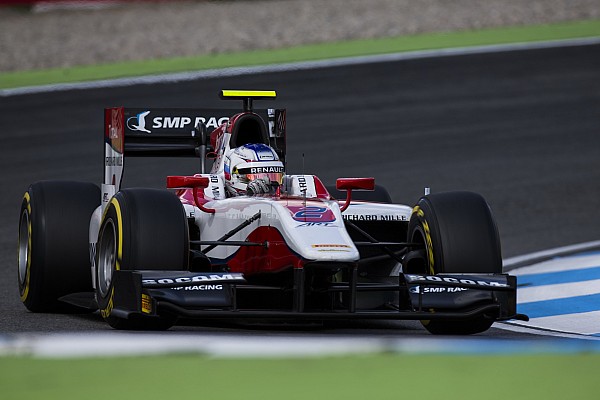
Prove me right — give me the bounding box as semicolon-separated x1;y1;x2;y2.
413;206;435;275
288;206;336;223
295;207;326;219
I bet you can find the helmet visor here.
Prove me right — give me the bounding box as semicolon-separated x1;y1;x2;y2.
240;172;284;185
236;165;284;186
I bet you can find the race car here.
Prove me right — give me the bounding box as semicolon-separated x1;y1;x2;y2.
17;90;527;334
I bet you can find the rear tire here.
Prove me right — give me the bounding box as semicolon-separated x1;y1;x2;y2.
18;181;100;312
406;191;502;335
95;188;188;330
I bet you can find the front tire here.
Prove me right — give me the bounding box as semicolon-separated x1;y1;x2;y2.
95;188;189;330
18;181;100;312
406;191;502;335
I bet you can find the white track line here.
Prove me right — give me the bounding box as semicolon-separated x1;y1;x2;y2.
0;333;384;358
495;248;600;339
505;311;600;336
2;36;600;97
503;240;600;271
518;279;600;304
495;322;600;341
3;332;600;358
509;252;600;276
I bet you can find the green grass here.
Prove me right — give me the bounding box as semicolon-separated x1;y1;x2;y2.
1;19;599;90
1;353;600;399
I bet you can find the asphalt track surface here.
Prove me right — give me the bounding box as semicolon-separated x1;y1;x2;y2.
1;43;599;336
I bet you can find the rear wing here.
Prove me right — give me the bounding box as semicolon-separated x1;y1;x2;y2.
103;106;286;210
105;107;285;157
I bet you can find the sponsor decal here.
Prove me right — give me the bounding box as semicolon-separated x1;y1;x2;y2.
142;273;243;286
126;112;230;134
238;166;285;174
406;274;510;288
224;211;278;221
409;286;468;294
343;214;407;221
127;110;151;133
102;192;110;203
312;244;353;252
109;122;120;139
172;285;224;291
288;205;336;223
141;294;152;314
105;155;123;167
297;176;308;193
152;116;229;131
210;175;221;199
108;107;124;153
296;222;336;227
311;244;351;248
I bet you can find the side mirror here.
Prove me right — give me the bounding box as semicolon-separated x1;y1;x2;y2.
336;177;375;191
166;176;214;213
335;177;375;212
167;176;209;189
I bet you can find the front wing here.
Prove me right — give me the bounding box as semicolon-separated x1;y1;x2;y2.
103;269;526;323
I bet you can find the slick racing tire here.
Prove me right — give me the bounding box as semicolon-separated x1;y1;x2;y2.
96;188;189;330
327;184;392;203
407;191;502;335
18;181;100;312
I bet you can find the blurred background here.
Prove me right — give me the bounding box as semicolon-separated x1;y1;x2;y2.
1;0;599;71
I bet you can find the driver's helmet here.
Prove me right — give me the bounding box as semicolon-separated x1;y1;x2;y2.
224;143;284;194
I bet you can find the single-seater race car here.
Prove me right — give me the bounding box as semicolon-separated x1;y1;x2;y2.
18;90;527;334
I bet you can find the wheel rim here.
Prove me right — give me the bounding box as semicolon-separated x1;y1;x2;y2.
406;227;430;275
17;209;30;286
97;219;117;297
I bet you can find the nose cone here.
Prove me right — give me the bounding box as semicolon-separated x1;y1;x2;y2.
275;200;359;262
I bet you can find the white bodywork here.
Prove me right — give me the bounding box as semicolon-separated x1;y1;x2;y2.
183;174;412;264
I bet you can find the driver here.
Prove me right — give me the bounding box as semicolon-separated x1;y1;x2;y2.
224;143;284;196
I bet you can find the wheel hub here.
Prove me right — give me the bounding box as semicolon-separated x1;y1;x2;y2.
18;210;30;286
97;220;117;297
